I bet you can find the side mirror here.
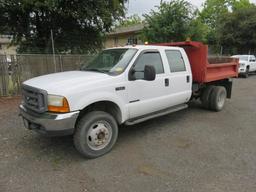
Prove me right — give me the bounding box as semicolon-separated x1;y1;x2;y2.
144;65;156;81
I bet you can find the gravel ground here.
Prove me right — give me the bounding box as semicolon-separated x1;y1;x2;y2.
1;75;256;192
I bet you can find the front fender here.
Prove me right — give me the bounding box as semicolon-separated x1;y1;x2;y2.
69;92;128;123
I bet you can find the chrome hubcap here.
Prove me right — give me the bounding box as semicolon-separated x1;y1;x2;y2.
87;121;112;150
217;91;226;108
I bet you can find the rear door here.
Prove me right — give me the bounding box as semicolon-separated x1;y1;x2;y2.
163;49;192;106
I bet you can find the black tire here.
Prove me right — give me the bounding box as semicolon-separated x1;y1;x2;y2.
74;111;118;159
200;86;215;109
209;86;227;112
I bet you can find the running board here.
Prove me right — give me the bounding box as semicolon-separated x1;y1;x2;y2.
125;104;188;126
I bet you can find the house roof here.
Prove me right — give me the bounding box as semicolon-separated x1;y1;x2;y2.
106;24;144;36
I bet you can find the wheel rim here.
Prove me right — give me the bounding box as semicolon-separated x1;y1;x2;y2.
86;121;112;151
217;91;226;109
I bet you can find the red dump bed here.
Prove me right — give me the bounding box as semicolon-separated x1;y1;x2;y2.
154;41;239;83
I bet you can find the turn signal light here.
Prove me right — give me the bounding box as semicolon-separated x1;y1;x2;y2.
48;97;70;113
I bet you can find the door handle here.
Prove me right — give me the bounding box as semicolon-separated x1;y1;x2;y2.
186;75;190;83
165;78;169;87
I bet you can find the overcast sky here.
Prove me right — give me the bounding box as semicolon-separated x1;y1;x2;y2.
127;0;256;16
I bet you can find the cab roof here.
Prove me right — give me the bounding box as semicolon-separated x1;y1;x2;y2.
106;45;183;51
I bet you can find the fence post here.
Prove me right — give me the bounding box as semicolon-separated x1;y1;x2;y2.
59;55;63;72
0;55;3;96
0;55;8;96
16;55;21;95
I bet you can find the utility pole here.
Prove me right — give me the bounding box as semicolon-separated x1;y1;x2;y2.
51;29;57;72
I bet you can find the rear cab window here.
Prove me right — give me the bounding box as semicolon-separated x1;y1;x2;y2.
165;50;186;73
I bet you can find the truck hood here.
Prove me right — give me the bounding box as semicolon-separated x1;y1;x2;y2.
239;59;247;63
23;71;112;94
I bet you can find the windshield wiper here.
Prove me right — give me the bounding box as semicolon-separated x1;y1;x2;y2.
83;68;108;74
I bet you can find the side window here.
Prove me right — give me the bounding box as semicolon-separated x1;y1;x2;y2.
250;56;256;62
165;50;186;72
133;52;164;79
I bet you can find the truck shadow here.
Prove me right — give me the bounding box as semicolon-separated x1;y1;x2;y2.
23;134;84;162
117;100;206;145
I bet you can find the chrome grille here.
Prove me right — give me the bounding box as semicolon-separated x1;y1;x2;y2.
22;85;47;113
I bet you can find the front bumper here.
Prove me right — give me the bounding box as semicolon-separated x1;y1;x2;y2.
19;105;80;136
239;69;245;73
239;66;246;74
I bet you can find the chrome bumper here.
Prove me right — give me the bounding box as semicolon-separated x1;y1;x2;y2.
19;105;79;136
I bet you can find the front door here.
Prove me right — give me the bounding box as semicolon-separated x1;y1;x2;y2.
127;50;170;119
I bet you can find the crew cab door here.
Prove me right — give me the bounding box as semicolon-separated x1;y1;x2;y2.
127;50;170;119
163;49;192;106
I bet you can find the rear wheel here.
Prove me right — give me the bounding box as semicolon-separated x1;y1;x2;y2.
209;86;227;112
74;111;118;159
200;85;215;109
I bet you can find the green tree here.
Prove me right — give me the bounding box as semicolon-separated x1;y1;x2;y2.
199;0;254;45
0;0;127;53
116;14;143;27
187;15;209;42
199;0;229;46
142;0;206;43
217;6;256;54
200;0;253;29
230;0;253;11
200;0;229;29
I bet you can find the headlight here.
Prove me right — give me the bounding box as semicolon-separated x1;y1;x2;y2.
47;95;70;113
240;63;245;67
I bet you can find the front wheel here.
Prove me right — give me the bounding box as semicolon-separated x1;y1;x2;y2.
243;67;249;78
74;111;118;159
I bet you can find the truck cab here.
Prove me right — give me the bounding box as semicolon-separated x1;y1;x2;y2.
231;55;256;77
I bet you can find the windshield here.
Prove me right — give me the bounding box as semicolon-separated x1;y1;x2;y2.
81;48;137;75
232;55;249;61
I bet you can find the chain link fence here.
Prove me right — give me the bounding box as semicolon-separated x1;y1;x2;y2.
0;54;94;96
208;45;256;57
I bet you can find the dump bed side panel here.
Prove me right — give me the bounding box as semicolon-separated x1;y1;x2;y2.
180;43;208;83
205;62;238;83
